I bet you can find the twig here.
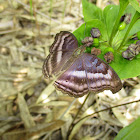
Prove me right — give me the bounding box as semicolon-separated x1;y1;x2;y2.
67;93;90;139
76;99;140;124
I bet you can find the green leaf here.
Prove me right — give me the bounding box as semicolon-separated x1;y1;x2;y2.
110;53;140;79
82;0;102;22
115;117;140;140
126;17;140;38
103;5;119;38
129;0;140;13
137;31;140;39
73;19;108;45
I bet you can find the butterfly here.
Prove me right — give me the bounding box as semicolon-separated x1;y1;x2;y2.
42;31;122;97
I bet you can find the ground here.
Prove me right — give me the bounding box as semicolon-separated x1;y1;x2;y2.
0;0;140;140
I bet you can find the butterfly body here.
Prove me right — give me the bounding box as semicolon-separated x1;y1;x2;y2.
43;31;122;97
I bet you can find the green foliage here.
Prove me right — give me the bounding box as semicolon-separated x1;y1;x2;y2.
73;19;108;45
129;0;140;13
110;53;140;79
82;0;102;21
138;31;140;40
103;5;119;38
115;117;140;140
73;0;140;80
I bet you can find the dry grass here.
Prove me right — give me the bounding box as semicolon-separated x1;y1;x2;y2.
0;0;140;140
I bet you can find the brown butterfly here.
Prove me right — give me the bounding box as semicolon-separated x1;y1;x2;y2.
43;31;122;97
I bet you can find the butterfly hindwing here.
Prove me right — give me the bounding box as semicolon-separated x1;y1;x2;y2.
83;53;122;94
54;53;122;97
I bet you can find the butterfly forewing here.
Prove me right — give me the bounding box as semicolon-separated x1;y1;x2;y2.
43;31;79;77
54;53;122;97
49;31;79;52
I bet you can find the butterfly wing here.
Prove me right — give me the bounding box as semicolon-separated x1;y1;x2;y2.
54;53;122;97
83;53;122;94
54;54;89;97
43;31;79;77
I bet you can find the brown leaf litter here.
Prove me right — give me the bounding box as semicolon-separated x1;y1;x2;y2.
0;0;140;140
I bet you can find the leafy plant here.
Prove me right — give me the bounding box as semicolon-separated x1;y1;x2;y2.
115;117;140;140
69;0;140;139
73;0;140;80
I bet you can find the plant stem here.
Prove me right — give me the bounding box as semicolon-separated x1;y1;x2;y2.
67;92;90;139
109;1;129;47
76;99;140;125
29;0;33;16
117;11;140;51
